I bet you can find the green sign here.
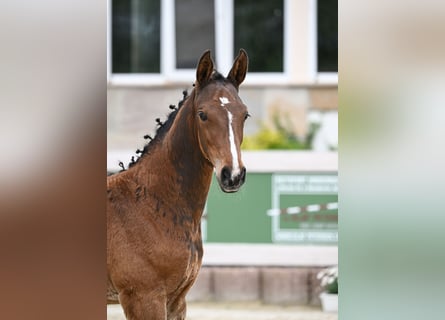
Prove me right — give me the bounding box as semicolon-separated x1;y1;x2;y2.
270;174;338;244
204;172;338;245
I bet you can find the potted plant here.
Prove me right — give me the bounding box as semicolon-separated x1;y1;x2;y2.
317;266;338;312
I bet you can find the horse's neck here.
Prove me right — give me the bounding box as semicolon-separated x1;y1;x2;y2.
134;97;213;219
167;97;214;195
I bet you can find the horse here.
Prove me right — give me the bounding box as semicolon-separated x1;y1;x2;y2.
107;49;249;319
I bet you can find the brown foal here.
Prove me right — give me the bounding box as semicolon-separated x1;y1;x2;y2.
107;49;249;319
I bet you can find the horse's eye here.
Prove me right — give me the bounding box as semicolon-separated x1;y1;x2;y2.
198;111;208;121
244;113;251;121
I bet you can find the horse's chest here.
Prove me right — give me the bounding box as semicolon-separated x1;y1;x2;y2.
168;237;203;294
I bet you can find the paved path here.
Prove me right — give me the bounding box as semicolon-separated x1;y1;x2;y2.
108;302;337;320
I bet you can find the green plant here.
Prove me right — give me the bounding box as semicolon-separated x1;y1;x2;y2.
241;113;320;150
317;266;338;294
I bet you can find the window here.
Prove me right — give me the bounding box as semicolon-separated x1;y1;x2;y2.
112;0;161;73
317;0;338;73
108;0;338;85
175;0;215;69
234;0;284;72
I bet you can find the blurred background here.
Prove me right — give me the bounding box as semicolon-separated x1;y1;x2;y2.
108;0;338;152
2;0;445;319
107;0;338;317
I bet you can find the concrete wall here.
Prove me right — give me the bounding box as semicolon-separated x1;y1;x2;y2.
186;244;337;306
187;266;326;306
107;85;337;151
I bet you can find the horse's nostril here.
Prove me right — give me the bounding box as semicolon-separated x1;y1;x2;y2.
221;166;231;181
240;167;246;182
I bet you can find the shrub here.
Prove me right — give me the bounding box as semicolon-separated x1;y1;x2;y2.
242;113;320;150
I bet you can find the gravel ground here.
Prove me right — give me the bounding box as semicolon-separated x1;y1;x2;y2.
107;302;337;320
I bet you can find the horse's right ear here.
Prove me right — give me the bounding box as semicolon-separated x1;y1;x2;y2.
227;49;248;89
196;50;214;87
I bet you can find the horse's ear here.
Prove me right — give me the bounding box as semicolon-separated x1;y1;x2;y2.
227;49;248;88
196;50;214;87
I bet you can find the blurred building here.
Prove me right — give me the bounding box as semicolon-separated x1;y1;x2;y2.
107;0;337;151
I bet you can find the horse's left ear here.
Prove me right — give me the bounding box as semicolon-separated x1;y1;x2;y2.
227;49;248;89
196;50;214;87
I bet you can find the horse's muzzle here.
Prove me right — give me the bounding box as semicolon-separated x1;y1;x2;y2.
219;166;246;193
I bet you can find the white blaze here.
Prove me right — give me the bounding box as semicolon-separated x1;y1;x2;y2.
218;96;240;178
227;111;240;177
219;96;229;107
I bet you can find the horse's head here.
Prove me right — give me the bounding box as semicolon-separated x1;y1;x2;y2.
193;49;249;193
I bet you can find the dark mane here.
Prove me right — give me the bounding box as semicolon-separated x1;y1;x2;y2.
117;89;191;172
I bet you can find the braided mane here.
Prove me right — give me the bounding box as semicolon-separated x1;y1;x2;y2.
115;71;227;172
